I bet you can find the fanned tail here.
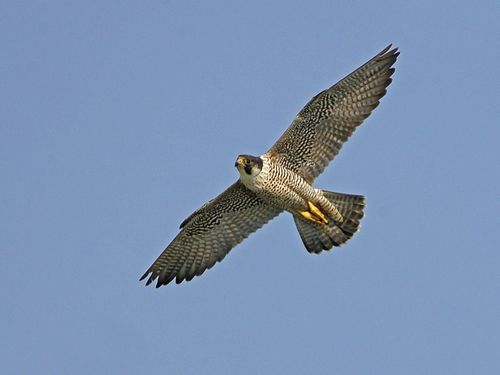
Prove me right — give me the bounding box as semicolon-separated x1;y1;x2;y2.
293;191;365;253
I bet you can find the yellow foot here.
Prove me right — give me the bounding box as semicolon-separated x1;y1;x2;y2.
307;201;328;224
298;201;329;225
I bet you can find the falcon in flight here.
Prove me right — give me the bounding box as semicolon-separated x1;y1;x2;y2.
141;45;399;287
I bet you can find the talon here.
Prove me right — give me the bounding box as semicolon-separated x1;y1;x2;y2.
298;210;324;225
307;201;328;224
298;201;329;225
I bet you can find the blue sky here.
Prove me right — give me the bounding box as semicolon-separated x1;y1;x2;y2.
1;1;498;374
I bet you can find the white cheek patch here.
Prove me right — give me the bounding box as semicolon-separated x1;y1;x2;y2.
238;156;268;192
239;168;255;187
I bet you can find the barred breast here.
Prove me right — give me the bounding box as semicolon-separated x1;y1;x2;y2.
252;154;322;212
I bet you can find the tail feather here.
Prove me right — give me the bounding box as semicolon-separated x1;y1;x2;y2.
294;191;365;254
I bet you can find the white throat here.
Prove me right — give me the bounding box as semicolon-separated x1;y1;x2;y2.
238;155;270;191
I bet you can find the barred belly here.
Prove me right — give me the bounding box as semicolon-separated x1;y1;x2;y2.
254;157;321;212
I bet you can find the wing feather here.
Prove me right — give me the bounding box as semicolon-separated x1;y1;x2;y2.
268;45;399;182
140;181;281;286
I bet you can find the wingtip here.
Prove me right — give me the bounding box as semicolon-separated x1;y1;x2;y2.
381;44;392;54
374;45;400;70
139;271;156;286
380;44;399;57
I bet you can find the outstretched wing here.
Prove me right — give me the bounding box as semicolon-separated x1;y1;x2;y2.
268;45;399;183
140;181;282;287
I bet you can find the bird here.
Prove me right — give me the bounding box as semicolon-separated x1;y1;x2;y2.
141;45;399;287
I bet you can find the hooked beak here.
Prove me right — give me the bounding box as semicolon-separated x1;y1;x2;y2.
234;156;243;168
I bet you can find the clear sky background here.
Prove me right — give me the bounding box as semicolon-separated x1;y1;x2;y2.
1;1;498;374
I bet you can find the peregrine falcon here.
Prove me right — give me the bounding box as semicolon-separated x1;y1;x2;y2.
141;45;399;287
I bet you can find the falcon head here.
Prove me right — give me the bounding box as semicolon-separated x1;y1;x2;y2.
235;155;263;177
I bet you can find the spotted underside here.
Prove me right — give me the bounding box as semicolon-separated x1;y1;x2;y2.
269;45;399;183
140;181;282;286
141;45;399;287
